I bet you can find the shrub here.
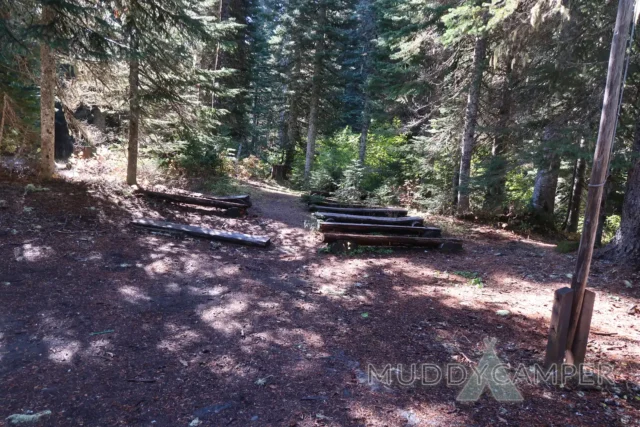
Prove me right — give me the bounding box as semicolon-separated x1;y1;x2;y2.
238;155;270;179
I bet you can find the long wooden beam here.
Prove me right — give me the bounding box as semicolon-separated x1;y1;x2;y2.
204;194;252;207
319;222;441;237
132;219;270;247
309;205;408;217
311;201;370;209
136;188;247;210
313;212;424;226
322;232;461;248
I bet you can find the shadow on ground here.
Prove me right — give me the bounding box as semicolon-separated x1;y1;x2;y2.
0;176;638;426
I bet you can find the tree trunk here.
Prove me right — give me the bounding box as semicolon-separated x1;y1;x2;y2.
483;56;512;211
456;34;487;214
39;5;56;179
250;85;259;152
303;3;327;184
358;101;370;164
452;161;460;211
612;113;640;259
277;83;288;163
566;138;586;233
0;94;7;148
595;178;612;247
284;42;302;171
531;126;561;224
211;0;226;107
127;27;140;186
356;0;375;165
562;159;578;230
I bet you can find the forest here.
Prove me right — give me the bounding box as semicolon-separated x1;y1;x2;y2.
1;0;640;425
0;0;638;258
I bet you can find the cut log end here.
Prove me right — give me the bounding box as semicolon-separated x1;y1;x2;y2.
329;240;358;255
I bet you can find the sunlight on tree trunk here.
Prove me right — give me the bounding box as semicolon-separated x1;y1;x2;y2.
127;29;140;186
456;34;487;214
531;127;561;223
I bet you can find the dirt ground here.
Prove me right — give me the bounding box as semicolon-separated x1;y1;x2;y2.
1;172;639;426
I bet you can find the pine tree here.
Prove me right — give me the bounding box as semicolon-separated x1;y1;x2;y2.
303;1;327;183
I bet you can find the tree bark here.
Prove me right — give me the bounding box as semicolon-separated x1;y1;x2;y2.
211;0;226;107
452;161;460;211
612;112;640;259
250;85;260;152
456;34;487;214
566;138;587;233
39;5;56;179
0;94;7;148
562;159;578;231
531;126;561;223
303;3;327;184
127;24;140;186
356;0;375;165
358;101;370;165
284;41;302;171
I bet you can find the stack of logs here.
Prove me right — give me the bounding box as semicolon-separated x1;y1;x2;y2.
135;187;252;217
131;187;271;247
307;193;462;253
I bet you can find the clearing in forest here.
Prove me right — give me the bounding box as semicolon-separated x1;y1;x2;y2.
1;175;639;426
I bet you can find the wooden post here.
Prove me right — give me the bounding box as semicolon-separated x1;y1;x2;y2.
568;290;596;368
545;287;574;369
565;0;636;356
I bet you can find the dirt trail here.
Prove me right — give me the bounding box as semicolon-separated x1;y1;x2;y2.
0;176;639;426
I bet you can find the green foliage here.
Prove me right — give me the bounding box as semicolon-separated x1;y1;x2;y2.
454;270;484;288
204;175;247;196
602;214;622;245
335;160;365;202
301;123;408;199
154;107;230;174
238;155;271;180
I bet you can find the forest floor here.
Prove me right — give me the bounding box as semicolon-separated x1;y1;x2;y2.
1;168;640;426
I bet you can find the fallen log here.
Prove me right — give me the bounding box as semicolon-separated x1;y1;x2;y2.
132;219;270;247
205;194;252;207
313;212;424;226
144;186;252;207
136;188;248;211
322;233;461;251
311;201;370;209
319;222;441;237
309;205;408;217
310;190;333;196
